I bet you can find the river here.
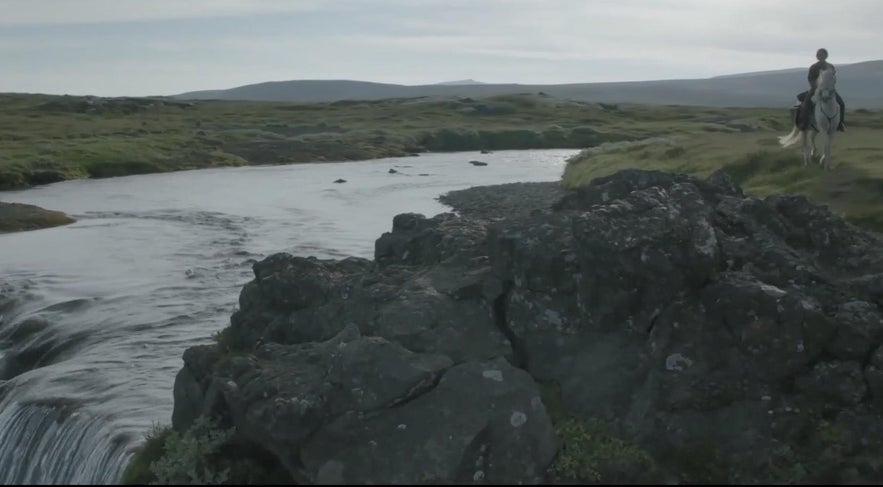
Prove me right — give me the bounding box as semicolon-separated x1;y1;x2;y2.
0;149;577;484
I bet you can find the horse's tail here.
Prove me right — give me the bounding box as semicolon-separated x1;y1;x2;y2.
778;125;804;148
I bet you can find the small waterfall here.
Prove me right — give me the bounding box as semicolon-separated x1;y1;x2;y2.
0;401;134;484
0;285;141;485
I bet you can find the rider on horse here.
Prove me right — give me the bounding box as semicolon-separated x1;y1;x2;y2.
798;48;846;132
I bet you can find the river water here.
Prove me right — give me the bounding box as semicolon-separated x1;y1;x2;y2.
0;149;577;484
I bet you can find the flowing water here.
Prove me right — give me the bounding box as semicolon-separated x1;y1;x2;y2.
0;149;577;484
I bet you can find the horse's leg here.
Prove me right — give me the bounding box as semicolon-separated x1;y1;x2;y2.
822;131;833;170
800;131;807;166
802;132;809;166
803;131;814;167
812;131;819;162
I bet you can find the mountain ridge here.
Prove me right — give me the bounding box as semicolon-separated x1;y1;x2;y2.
173;60;883;108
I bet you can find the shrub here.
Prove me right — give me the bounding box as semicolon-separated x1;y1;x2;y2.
211;328;236;353
148;415;234;485
122;417;236;485
121;423;173;485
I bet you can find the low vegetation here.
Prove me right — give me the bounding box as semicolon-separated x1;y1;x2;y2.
121;423;174;485
146;416;234;485
122;415;290;485
121;417;235;485
0;92;806;190
0;92;620;190
549;416;660;483
562;109;883;232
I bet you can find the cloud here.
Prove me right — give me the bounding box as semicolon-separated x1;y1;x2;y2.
0;0;326;25
1;0;881;95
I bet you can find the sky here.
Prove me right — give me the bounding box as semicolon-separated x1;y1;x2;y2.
1;0;881;97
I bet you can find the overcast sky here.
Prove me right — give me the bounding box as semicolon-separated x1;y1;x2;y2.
1;0;881;97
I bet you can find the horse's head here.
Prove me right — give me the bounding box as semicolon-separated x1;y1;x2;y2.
817;67;837;101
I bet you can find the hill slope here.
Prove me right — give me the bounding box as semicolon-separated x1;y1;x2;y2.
174;60;883;108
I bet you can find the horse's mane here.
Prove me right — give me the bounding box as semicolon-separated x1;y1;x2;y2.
818;66;836;86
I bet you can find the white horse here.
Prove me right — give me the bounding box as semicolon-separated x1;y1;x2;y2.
778;67;841;170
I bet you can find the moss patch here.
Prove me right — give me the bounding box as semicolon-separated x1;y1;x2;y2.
549;417;660;483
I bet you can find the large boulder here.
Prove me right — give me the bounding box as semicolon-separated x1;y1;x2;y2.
174;326;557;484
483;169;883;483
300;357;557;484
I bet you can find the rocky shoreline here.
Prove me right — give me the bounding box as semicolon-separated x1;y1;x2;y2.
0;201;75;234
135;168;883;484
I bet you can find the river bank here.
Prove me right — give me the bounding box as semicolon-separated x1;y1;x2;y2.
0;92;791;192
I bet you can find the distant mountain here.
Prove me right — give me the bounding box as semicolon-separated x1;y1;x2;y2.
434;79;485;86
711;67;805;79
173;60;883;108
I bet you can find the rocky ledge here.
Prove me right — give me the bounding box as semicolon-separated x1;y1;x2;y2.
164;169;883;484
0;201;75;234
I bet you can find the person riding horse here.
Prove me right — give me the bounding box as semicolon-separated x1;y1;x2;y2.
798;48;846;132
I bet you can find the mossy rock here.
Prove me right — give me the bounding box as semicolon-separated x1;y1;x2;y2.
0;201;75;233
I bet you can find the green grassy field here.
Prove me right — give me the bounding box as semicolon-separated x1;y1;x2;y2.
562;108;883;231
0;92;638;190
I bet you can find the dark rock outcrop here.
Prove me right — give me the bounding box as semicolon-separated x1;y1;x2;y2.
170;168;883;484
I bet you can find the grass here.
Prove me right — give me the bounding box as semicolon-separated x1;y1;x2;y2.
0;92;827;191
561;109;883;232
0;92;631;189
